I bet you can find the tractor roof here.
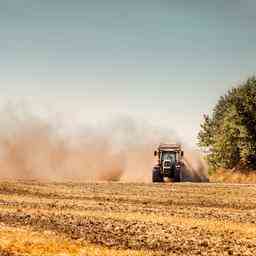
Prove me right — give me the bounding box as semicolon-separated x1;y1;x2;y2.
158;143;181;151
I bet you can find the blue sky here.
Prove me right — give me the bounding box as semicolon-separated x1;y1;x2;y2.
0;0;255;146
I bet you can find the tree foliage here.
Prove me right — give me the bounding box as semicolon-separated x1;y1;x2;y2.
198;77;256;170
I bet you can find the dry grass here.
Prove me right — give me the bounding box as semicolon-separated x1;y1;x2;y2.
0;224;157;256
210;168;256;183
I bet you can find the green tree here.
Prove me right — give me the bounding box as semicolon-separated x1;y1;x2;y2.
198;77;256;170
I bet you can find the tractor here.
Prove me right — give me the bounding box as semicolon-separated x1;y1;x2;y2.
152;143;184;182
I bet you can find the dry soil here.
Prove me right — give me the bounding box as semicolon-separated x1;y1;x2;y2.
0;181;255;255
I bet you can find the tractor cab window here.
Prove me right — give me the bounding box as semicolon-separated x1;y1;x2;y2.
161;151;176;162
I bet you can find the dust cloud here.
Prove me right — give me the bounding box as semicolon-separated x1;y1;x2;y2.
182;148;209;182
0;104;208;182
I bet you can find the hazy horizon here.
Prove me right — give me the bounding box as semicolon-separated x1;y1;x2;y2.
1;0;256;147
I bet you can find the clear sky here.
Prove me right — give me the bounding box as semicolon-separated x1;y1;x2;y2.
0;0;255;147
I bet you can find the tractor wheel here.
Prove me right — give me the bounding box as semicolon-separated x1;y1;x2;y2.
152;167;163;183
174;168;181;182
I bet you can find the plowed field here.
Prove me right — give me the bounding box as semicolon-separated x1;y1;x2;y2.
0;181;255;255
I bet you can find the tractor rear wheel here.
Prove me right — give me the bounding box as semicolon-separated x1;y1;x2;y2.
152;167;163;182
174;168;181;182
